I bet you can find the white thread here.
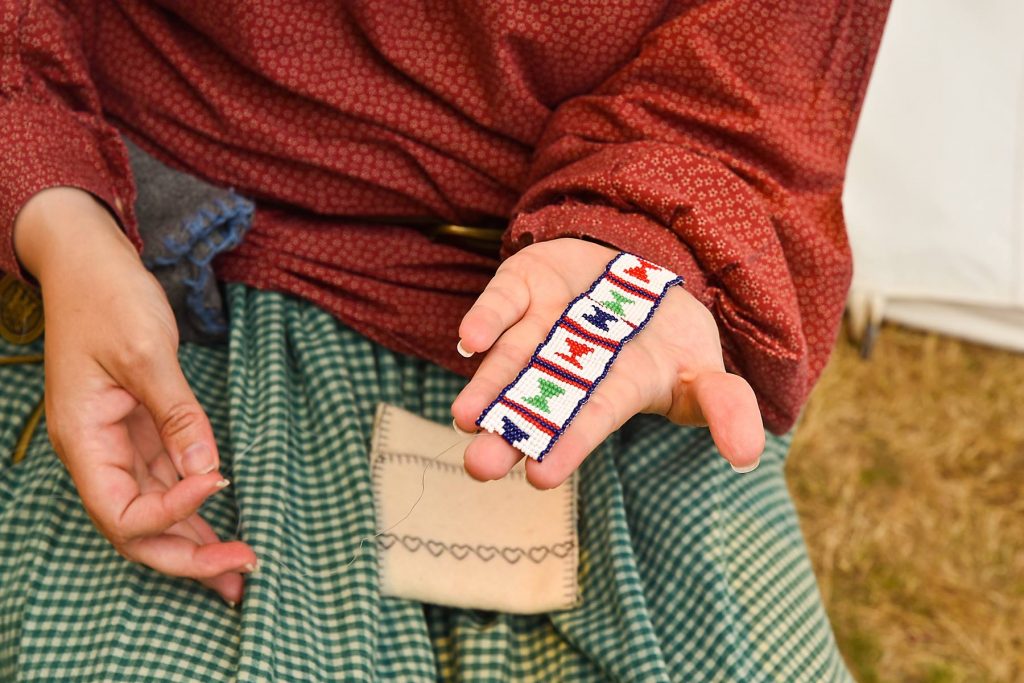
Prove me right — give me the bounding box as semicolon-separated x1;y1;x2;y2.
339;436;463;569
42;423;466;581
229;427;466;578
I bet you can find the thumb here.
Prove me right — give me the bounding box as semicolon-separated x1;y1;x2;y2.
118;345;220;477
673;371;766;472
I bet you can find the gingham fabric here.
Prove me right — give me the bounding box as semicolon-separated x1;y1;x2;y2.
0;285;851;682
478;253;683;461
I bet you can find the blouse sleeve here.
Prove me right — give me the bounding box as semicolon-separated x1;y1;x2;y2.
0;0;140;278
504;0;891;433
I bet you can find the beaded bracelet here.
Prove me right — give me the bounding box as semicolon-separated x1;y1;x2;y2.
476;252;684;461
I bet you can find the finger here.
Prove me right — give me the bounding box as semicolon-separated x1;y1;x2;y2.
124;534;257;580
463;432;525;481
451;313;550;431
686;371;765;470
140;461;246;604
68;420;235;576
198;567;245;606
113;344;220;477
81;461;229;541
124;404;176;466
148;451;181;490
186;514;246;605
457;268;530;355
523;356;649;490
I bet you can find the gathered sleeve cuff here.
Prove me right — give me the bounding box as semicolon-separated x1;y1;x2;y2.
0;1;139;280
505;1;891;433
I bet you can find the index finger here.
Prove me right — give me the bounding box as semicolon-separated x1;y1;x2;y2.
458;268;531;355
91;464;229;540
124;534;256;580
69;424;227;542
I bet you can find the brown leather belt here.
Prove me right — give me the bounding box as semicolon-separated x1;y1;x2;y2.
426;223;504;257
345;215;506;257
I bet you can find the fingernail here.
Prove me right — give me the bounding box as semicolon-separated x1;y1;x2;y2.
456;340;474;358
182;443;215;475
452;418;477;436
731;458;760;474
243;562;257;574
215;479;231;489
226;600;236;609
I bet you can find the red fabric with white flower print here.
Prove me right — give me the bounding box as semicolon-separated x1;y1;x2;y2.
0;0;890;433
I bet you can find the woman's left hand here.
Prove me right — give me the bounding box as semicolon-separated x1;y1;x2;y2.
452;238;765;489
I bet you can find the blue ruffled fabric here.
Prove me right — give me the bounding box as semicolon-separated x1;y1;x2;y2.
127;136;254;343
142;194;253;337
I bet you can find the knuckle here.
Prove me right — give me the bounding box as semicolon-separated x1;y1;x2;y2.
497;250;530;272
491;341;526;369
113;543;135;563
78;498;135;549
93;501;142;548
667;379;705;426
482;284;516;308
471;300;505;327
115;336;165;373
585;392;620;432
163;496;191;525
106;525;132;548
689;298;720;340
157;402;205;442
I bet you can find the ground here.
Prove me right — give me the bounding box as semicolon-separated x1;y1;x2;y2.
788;324;1024;682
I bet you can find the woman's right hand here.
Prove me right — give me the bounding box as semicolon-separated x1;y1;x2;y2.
13;187;257;605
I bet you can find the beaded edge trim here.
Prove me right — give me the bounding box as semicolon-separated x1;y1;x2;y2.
475;252;684;462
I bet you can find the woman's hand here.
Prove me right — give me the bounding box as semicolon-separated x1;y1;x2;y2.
13;187;256;605
452;238;765;489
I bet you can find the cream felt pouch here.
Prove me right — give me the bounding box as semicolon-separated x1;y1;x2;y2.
371;403;579;614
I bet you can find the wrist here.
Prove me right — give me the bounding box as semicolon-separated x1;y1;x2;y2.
13;187;137;283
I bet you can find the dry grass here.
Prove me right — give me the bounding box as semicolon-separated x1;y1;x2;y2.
788;323;1024;683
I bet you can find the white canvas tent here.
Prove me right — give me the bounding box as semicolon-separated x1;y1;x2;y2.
843;0;1024;353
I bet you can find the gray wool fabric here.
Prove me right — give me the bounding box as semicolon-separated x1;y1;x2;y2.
127;137;254;344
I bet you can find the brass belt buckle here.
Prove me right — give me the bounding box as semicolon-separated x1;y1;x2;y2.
428;224;504;257
0;273;44;345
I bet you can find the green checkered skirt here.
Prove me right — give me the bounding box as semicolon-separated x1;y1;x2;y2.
0;285;850;681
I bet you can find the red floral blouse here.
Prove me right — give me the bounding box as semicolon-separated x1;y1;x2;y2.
0;0;890;433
